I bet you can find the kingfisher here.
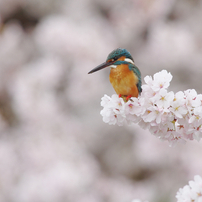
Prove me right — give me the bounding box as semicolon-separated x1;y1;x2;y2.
88;48;142;101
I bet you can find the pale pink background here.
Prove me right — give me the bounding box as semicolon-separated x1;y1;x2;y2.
0;0;202;201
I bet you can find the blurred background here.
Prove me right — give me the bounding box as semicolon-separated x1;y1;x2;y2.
0;0;202;201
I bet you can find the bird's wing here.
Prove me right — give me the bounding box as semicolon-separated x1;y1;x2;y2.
129;64;142;94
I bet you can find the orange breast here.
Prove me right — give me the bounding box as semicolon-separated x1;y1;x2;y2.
109;64;139;97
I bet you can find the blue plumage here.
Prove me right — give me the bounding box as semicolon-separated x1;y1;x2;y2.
129;64;142;94
88;48;142;98
107;48;134;62
107;48;142;95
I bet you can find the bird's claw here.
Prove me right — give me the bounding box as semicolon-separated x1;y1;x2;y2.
118;94;132;102
126;95;132;101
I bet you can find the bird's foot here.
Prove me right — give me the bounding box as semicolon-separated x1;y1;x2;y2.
118;94;132;102
125;95;132;101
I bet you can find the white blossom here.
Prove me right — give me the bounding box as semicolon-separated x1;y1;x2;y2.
150;69;173;91
100;70;202;145
176;175;202;202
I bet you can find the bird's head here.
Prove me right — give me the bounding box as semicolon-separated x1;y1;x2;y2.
88;48;134;74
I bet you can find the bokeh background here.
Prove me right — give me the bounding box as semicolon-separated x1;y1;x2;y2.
0;0;202;201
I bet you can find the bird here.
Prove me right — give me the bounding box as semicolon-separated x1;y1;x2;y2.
88;48;142;101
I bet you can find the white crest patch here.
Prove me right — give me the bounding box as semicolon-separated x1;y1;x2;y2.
109;65;117;69
124;58;134;64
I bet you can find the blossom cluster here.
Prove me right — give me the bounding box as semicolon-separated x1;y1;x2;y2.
100;70;202;146
176;175;202;202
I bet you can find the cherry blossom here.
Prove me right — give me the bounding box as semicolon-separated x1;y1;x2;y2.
176;175;202;202
100;70;202;145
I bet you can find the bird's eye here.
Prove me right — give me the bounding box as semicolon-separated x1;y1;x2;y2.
112;57;118;61
109;57;118;62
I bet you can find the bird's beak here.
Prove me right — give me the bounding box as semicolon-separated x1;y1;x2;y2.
88;61;114;74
